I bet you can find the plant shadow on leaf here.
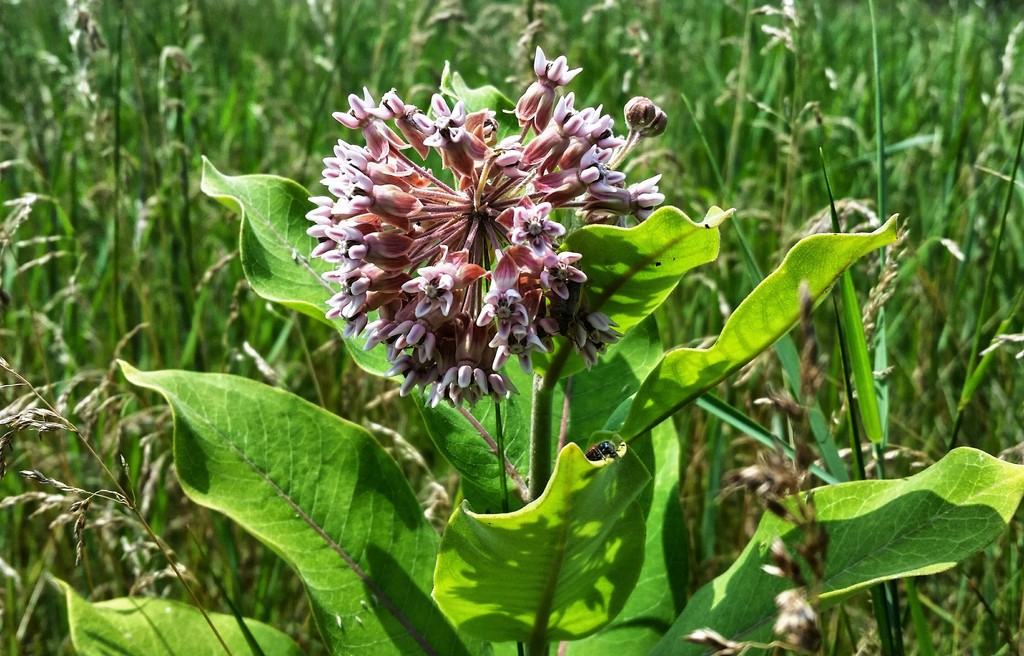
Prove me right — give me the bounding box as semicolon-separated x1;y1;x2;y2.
363;545;474;656
566;316;661;443
442;507;645;642
535;206;721;379
434;446;652;644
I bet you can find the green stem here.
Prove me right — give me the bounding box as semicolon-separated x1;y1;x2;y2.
524;343;574;656
529;374;555;503
529;344;572;502
495;401;510;514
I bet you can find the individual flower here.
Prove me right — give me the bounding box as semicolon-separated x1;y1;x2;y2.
308;53;668;407
515;47;582;133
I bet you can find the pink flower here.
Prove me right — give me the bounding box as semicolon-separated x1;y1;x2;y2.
515;47;583;133
309;52;667;406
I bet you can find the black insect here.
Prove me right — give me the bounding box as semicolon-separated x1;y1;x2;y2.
585;440;621;462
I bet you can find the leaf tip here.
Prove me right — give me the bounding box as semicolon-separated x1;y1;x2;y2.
701;206;735;229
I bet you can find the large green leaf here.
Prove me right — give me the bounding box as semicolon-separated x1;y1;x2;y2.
59;580;304;656
200;158;390;376
121;363;472;656
621;216;898;439
568;421;686;654
650;447;1024;655
567;206;722;335
433;443;652;644
534;206;721;378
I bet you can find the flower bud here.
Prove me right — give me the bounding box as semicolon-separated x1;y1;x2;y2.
624;96;667;137
624;97;657;129
643;109;668;137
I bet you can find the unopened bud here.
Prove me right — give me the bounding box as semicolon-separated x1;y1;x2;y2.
624;96;657;129
624;96;667;137
643;108;668;137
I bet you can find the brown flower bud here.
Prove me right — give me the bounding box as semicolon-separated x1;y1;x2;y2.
624;96;667;137
643;108;668;137
624;96;658;130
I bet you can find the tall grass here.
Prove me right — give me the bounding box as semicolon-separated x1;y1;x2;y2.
2;0;1022;653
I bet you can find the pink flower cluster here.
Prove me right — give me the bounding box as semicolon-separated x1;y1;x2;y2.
307;48;667;407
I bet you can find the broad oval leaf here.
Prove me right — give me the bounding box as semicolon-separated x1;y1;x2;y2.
59;579;304;656
433;443;652;643
650;447;1024;654
200;158;390;376
534;205;720;378
621;216;898;438
121;362;472;656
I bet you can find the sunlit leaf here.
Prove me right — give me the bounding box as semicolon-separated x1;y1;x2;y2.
200;158;390;376
568;421;686;654
534;205;720;378
621;217;898;438
434;443;652;643
650;447;1024;654
121;363;473;655
59;580;304;656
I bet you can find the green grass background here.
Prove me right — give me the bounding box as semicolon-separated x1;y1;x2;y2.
2;0;1022;653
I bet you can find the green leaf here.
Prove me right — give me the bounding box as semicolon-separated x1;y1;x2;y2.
439;61;514;115
650;447;1024;654
534;205;720;378
568;206;721;335
568;421;686;654
58;580;304;656
621;216;898;439
199;158;390;377
433;443;652;644
121;363;472;656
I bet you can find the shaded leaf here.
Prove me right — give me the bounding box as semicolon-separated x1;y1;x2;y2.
434;443;652;643
439;61;514;115
121;363;472;656
650;447;1024;654
566;314;662;442
622;217;898;438
59;580;304;656
416;364;534;513
418;316;662;512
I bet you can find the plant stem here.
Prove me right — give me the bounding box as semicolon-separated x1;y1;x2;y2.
529;343;573;502
529;373;555;503
495;401;510;514
524;343;575;656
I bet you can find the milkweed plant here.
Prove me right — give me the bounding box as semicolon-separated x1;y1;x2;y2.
54;48;1024;656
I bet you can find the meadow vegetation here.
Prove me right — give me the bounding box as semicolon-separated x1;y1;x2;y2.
2;0;1023;653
